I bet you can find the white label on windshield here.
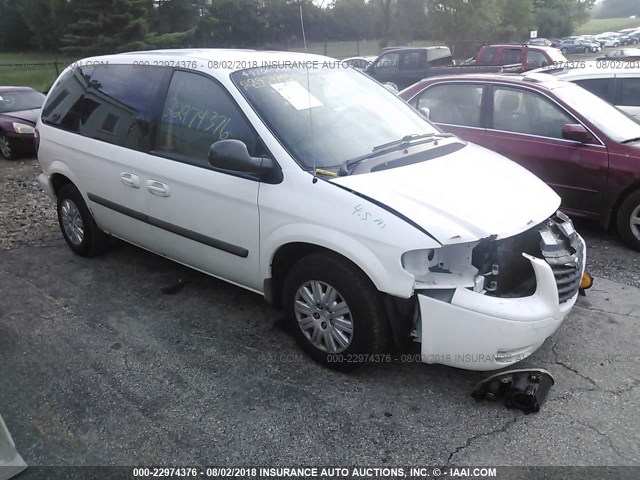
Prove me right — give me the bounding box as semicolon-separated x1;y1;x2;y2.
0;96;3;101
271;82;323;111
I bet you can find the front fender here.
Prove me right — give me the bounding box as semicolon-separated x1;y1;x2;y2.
261;222;416;298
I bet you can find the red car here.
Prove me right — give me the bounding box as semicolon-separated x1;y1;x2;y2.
473;44;567;70
0;87;45;160
400;73;640;250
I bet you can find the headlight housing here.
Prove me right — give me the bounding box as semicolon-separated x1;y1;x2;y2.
12;122;35;135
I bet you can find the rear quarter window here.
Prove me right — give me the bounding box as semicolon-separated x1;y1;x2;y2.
42;64;170;152
573;78;613;103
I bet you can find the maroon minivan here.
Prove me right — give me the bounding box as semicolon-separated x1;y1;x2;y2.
400;73;640;250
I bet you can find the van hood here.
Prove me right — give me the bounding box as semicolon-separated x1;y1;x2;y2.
332;142;561;245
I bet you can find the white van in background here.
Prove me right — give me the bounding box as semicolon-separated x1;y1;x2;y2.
535;61;640;117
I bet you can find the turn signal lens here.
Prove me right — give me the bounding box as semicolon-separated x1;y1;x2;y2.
580;272;593;290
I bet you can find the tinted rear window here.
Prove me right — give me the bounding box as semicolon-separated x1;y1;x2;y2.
574;78;612;103
41;64;170;151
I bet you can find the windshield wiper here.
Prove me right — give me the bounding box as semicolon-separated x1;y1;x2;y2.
338;133;454;176
621;137;640;144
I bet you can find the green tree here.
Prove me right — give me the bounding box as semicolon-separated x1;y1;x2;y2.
495;0;534;41
199;0;265;47
0;0;31;51
17;0;74;51
329;0;372;40
532;0;595;37
392;0;428;43
150;0;199;34
61;0;152;56
426;0;502;56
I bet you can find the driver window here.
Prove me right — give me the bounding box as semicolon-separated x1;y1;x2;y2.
493;87;575;139
374;52;400;73
526;50;548;68
157;71;260;166
415;83;483;127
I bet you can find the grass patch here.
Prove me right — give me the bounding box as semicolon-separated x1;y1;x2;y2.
0;52;75;92
576;18;640;35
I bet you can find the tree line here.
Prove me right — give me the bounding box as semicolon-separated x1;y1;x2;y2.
0;0;595;57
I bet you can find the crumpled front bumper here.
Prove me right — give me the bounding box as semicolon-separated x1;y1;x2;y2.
417;236;586;371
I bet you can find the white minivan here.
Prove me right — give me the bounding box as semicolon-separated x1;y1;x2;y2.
37;49;587;371
535;61;640;117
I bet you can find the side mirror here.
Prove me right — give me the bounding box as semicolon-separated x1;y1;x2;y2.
208;139;278;181
419;106;431;119
562;124;592;143
383;82;399;94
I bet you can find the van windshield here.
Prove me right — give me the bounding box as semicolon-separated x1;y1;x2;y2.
231;64;439;169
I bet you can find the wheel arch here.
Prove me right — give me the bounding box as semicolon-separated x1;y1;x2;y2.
50;172;74;196
607;180;640;230
267;242;377;309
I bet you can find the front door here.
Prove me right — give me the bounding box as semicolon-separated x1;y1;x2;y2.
143;70;263;291
484;85;609;216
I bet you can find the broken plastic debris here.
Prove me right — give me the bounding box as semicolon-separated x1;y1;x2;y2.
471;368;554;414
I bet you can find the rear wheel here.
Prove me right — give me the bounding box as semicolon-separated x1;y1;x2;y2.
0;132;13;160
561;48;568;54
617;190;640;251
282;253;389;370
57;184;109;257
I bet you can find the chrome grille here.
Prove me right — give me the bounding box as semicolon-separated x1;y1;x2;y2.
548;239;584;303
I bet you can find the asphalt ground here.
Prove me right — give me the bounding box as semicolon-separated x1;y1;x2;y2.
0;156;639;475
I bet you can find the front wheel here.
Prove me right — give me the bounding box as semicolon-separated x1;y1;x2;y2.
617;190;640;251
282;253;389;370
0;132;13;160
57;184;109;257
561;48;568;54
584;47;590;54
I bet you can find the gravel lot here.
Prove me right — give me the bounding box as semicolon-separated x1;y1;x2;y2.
2;157;638;288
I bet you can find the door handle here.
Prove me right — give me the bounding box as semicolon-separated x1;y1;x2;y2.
147;180;171;197
121;172;140;188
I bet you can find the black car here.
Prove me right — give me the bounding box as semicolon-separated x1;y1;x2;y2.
0;87;45;159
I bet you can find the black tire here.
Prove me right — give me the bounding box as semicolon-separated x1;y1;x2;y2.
616;190;640;252
561;48;568;54
0;132;14;160
584;47;590;54
57;184;109;257
282;253;389;371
